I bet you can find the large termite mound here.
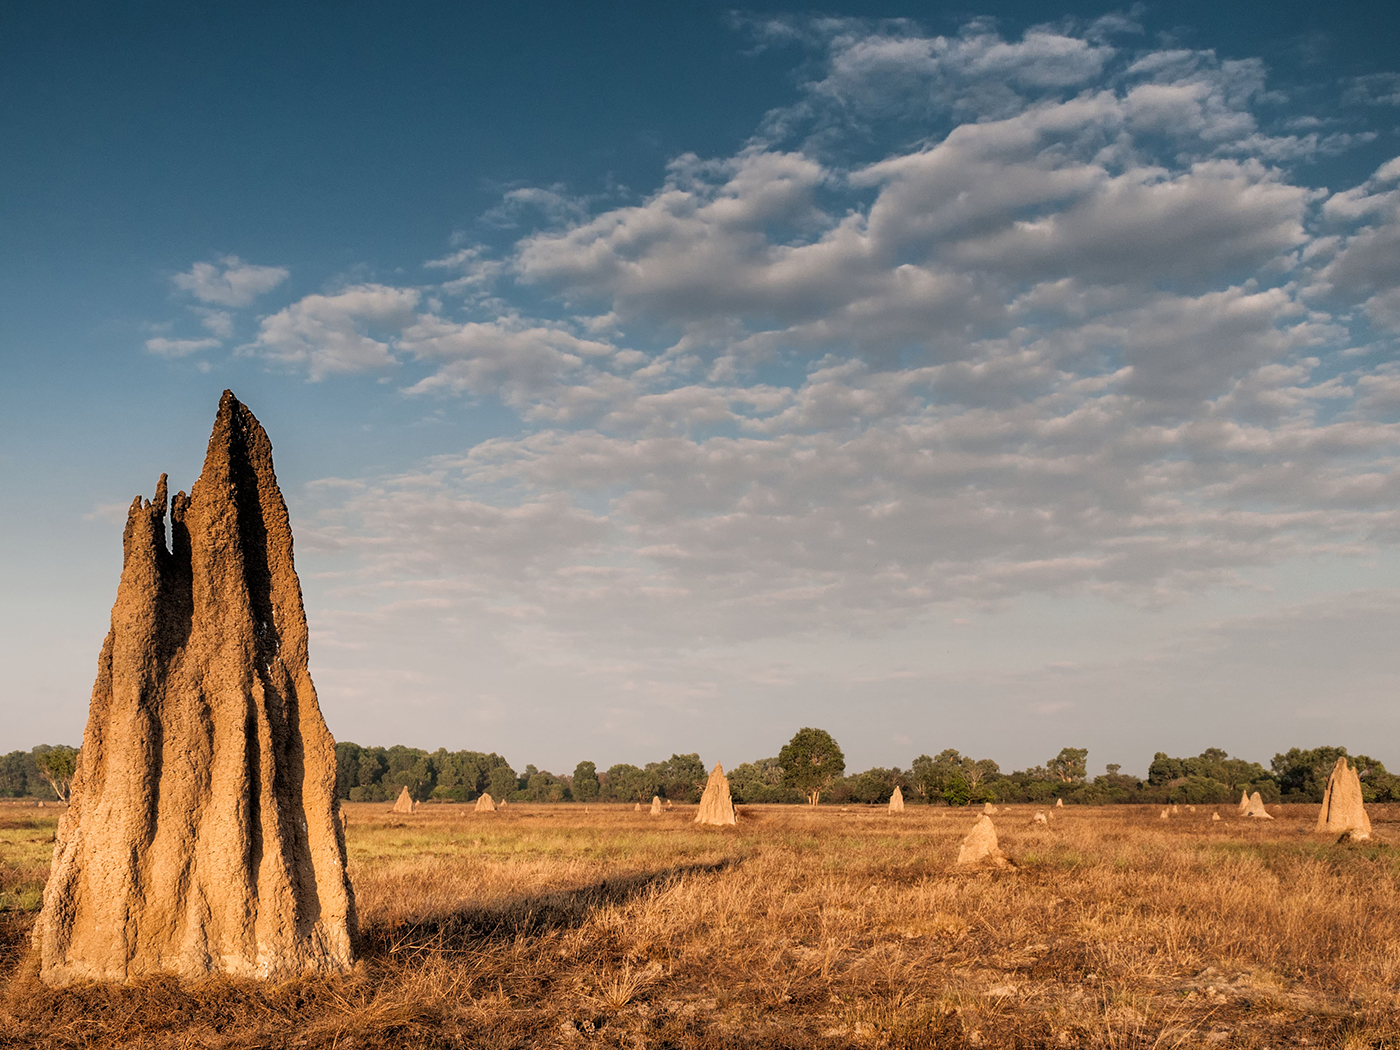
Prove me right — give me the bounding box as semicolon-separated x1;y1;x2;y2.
33;391;356;985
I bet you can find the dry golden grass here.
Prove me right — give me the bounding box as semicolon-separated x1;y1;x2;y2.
3;800;1400;1048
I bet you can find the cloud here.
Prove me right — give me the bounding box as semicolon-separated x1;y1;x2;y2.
243;284;420;380
481;185;590;228
750;18;1117;134
515;149;836;329
237;19;1398;652
193;308;234;338
144;336;222;358
1344;73;1400;107
301;332;1400;648
398;316;621;414
513;96;1312;394
172;255;289;307
424;246;505;298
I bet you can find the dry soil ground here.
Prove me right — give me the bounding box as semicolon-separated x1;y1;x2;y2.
2;800;1399;1048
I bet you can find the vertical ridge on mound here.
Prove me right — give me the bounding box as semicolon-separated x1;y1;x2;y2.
34;391;356;985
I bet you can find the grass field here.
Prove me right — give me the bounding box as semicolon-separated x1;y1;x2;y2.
2;800;1399;1048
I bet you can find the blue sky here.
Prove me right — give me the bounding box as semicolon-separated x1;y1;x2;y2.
3;1;1399;777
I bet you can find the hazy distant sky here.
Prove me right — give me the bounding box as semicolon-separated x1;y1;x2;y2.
3;1;1399;776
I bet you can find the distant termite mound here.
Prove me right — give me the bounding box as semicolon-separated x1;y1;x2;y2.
392;786;417;814
33;391;356;985
1243;792;1273;819
888;785;904;813
474;792;497;812
695;763;737;826
1316;757;1371;840
956;815;1011;868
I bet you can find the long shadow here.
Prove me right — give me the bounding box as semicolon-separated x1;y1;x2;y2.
360;857;741;959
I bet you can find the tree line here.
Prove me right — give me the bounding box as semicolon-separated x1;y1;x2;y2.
327;733;1400;807
6;734;1396;807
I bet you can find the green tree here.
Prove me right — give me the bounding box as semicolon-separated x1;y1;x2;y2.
526;770;566;802
1168;775;1236;805
961;757;1001;801
779;727;846;805
572;761;600;802
1268;746;1393;802
427;749;511;801
728;758;797;803
909;752;947;801
488;764;518;801
1147;752;1184;786
381;745;435;801
333;742;364;799
1184;749;1270;790
34;745;78;803
910;749;971;802
348;746;389;801
1087;765;1142;803
602;763;657;802
1143;748;1273;803
646;753;708;802
846;767;905;804
942;774;971;807
1272;746;1351;801
1046;747;1088;784
1353;755;1398;802
0;751;27;797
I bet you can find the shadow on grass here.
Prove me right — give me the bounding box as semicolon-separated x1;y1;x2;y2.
1;859;744;1050
361;856;742;960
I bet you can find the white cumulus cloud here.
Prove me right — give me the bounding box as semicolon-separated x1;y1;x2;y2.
172;255;289;307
